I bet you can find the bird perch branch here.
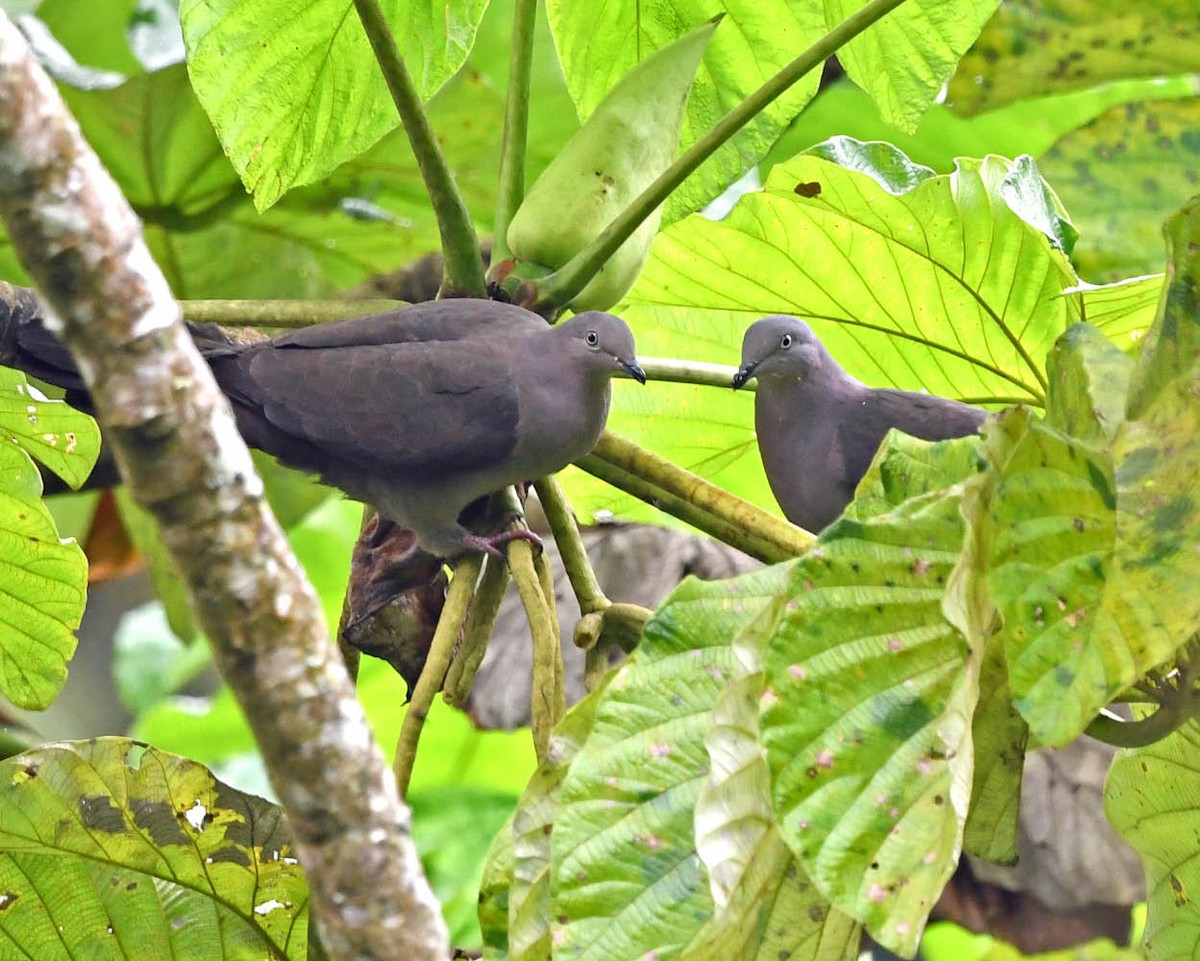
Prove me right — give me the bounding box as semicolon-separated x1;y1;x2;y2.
0;16;448;959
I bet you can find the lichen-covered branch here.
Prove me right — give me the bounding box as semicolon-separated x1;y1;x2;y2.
0;16;448;959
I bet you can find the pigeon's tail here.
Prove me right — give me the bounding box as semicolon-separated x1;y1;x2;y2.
0;282;93;407
0;288;249;412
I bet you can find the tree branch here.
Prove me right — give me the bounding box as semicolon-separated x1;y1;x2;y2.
0;16;448;959
351;0;487;298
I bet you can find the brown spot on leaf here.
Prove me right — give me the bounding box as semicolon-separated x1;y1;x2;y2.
794;181;821;198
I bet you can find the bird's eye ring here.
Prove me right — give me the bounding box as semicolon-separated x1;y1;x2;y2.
780;333;793;349
586;330;599;347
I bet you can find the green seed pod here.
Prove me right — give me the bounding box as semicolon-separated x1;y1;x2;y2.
507;18;719;311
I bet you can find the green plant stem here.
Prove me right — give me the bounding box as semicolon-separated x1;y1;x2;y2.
534;0;913;309
580;431;813;562
490;0;538;264
1085;706;1194;748
182;299;405;327
511;537;561;763
351;0;486;298
443;553;510;707
393;556;483;796
534;476;610;613
637;357;749;390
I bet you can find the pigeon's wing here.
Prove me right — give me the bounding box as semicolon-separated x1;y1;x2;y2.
267;300;545;350
213;341;519;478
839;389;986;486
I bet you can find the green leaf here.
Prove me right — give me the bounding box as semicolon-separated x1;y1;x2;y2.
771;74;1196;179
761;443;978;955
998;154;1078;255
689;569;862;961
549;567;785;961
1040;99;1200;283
0;738;309;959
509;682;607;961
946;0;1200;115
479;812;515;961
960;628;1025;864
978;201;1200;746
566;145;1077;526
180;0;489;210
0;368;100;487
1044;323;1133;446
1125;197;1200;420
0;441;87;711
1076;274;1163;351
829;0;999;133
545;0;826;223
1106;720;1200;961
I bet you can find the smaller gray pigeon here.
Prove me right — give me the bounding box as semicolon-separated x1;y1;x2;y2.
733;315;986;533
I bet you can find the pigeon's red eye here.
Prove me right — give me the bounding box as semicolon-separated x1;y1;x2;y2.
586;331;599;346
780;334;793;349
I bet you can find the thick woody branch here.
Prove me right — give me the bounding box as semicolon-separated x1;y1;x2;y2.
0;15;447;961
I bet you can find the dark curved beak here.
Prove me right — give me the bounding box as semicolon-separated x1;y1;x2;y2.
731;362;756;390
620;357;647;384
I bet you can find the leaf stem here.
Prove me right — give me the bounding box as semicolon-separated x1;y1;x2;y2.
181;299;403;327
393;555;482;795
490;0;538;264
351;0;487;297
534;476;610;614
580;431;814;562
534;0;913;310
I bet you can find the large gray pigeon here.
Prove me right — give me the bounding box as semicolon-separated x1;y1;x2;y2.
0;298;645;559
733;315;985;533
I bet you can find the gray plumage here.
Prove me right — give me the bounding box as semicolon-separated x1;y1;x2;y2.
733;315;985;533
0;299;645;559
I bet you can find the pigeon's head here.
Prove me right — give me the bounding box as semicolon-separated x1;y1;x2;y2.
559;312;647;384
733;315;823;389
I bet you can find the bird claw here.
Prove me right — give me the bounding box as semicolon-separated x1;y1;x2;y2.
463;527;543;563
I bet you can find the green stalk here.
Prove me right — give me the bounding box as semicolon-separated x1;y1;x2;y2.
580;431;814;562
181;299;403;328
352;0;487;297
534;0;912;309
490;0;538;264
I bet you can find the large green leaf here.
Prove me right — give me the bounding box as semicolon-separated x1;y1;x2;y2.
566;143;1078;527
1040;100;1200;283
946;0;1200;115
1106;720;1200;961
829;0;998;133
760;435;980;955
0;440;87;711
0;367;100;488
0;738;309;959
180;0;489;210
690;570;861;961
1076;274;1163;353
549;567;785;961
507;682;607;961
770;74;1197;180
978;203;1200;745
